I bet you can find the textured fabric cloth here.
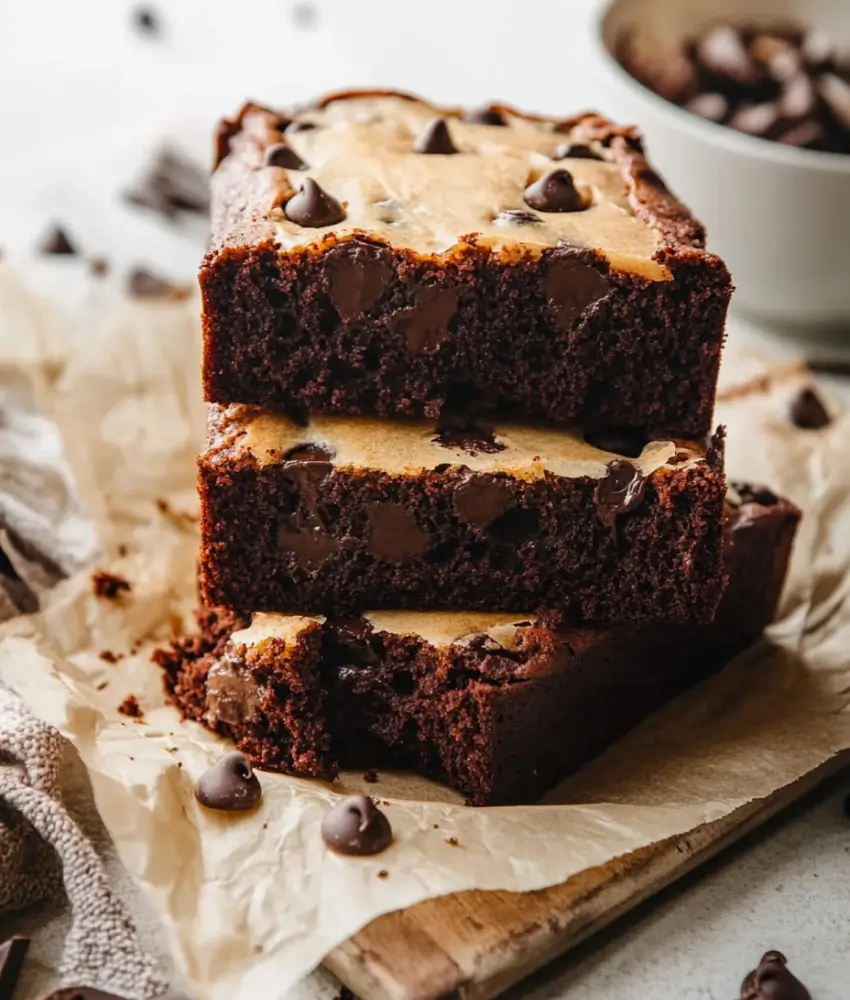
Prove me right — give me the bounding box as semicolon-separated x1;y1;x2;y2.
0;684;166;998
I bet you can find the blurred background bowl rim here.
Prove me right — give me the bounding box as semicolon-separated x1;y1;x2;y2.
591;0;850;176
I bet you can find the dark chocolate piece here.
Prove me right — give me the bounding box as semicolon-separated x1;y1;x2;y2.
523;169;587;213
542;258;609;330
321;795;392;855
263;143;308;171
194;751;262;811
593;460;647;528
553;141;603;160
124;149;209;220
39;226;76;255
279;444;338;566
126;268;190;301
740;950;811;1000
452;474;514;526
0;937;29;1000
732;482;779;507
464;107;506;126
325;242;393;321
413;118;457;155
285;178;345;227
367;503;429;562
392;285;458;353
435;418;504;456
789;387;830;429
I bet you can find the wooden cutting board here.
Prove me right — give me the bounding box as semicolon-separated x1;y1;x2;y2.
324;757;847;1000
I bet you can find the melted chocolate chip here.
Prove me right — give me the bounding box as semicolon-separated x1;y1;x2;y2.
464;106;506;126
284;178;345;227
553;141;603;160
414;117;458;154
494;209;541;225
435;416;505;456
325;242;393;321
367;503;429;562
263;142;308;170
323;617;384;667
39;225;76;255
594;460;648;529
393;285;458;354
523;169;588;213
0;937;29;1000
740;950;811;1000
789;387;830;429
543;258;609;330
321;795;392;856
584;426;647;458
285;120;317;134
195;751;262;811
279;444;339;565
278;521;339;565
453;474;514;526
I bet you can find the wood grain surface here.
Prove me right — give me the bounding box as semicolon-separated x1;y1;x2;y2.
324;757;847;1000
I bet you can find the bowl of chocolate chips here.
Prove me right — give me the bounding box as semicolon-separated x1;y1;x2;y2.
593;0;850;330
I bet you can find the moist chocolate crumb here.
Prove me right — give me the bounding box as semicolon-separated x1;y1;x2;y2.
99;650;123;664
126;267;192;301
92;570;131;599
376;869;388;879
363;769;379;783
118;695;143;719
445;836;459;846
133;5;161;36
39;225;77;255
89;257;109;277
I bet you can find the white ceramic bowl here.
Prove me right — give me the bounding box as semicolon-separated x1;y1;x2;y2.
591;0;850;330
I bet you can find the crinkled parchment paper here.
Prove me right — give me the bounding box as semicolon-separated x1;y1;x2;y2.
0;259;847;1000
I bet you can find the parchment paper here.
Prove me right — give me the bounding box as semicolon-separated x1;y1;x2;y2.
0;258;848;1000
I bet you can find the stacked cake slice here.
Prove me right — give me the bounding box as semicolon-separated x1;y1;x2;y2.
161;91;800;805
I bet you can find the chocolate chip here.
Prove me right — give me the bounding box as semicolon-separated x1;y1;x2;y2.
89;257;109;277
523;169;588;213
435;417;505;456
263;142;308;171
732;482;778;506
325;241;393;321
494;209;542;225
684;92;730;123
124;148;209;220
453;474;514;526
789;386;830;429
39;225;76;255
321;795;392;856
367;503;428;562
543;258;609;330
279;519;339;565
777;119;823;147
729;102;780;137
414;117;458;154
0;937;29;1000
285;121;317;134
279;444;338;565
284;178;345;227
195;751;262;811
778;73;818;121
819;74;850;129
323;617;384;667
740;950;811;1000
126;267;191;301
393;285;458;353
132;5;160;36
696;24;761;88
584;427;647;458
593;460;648;529
553;141;603;160
463;107;506;126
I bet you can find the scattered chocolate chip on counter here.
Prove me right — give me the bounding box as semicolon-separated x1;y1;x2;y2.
89;257;109;277
126;267;191;301
132;5;161;37
38;225;77;255
619;20;850;153
99;649;122;663
321;795;393;856
195;751;262;811
0;937;30;1000
92;569;132;599
124;148;209;220
789;386;831;429
118;695;143;720
445;836;460;846
363;768;379;784
740;950;811;1000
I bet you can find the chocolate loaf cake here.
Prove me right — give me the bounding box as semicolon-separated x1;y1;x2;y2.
160;485;800;806
198;406;727;622
201;90;732;438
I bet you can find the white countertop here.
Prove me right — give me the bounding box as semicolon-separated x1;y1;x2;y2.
1;1;849;997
